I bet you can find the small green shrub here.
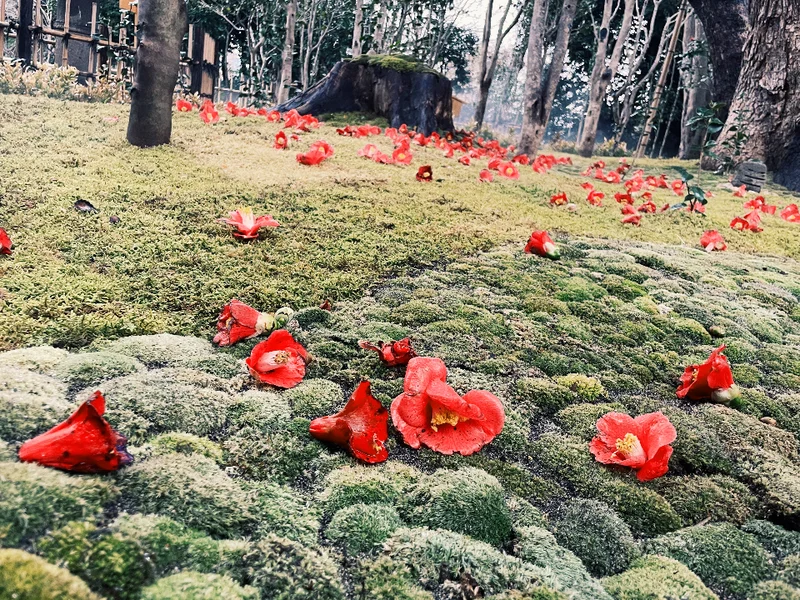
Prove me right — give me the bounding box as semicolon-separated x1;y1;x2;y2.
0;548;101;599
0;462;117;547
551;499;639;577
325;503;401;554
360;555;435;600
601;555;717;600
643;523;773;599
141;572;259;600
406;467;512;546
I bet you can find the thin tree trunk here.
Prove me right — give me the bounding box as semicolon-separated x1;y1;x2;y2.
126;0;187;147
577;0;637;157
678;12;711;159
277;0;298;104
711;0;800;190
655;57;680;158
686;0;748;119
518;0;579;155
369;0;388;54
636;1;686;158
473;0;495;130
351;0;364;58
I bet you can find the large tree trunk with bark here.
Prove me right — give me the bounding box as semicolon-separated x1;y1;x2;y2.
679;12;711;158
275;59;453;134
711;0;800;190
277;0;298;104
518;0;579;155
686;0;748;117
577;0;636;157
126;0;187;148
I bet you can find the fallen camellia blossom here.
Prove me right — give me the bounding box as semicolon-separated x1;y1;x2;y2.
199;100;219;124
589;411;676;481
622;214;642;226
416;165;433;182
266;110;281;122
587;190;604;207
700;230;727;252
615;192;634;205
638;200;657;213
218;207;280;239
246;330;308;389
458;155;471;166
274;131;288;150
176;99;193;112
781;204;800;222
391;357;505;455
392;147;413;165
733;184;747;197
497;162;520;180
0;228;12;255
550;192;569;206
213;300;293;347
309;381;389;463
479;169;494;183
358;143;379;159
297;140;334;165
671;180;686;196
677;345;740;403
359;338;417;366
18;391;133;473
524;230;559;259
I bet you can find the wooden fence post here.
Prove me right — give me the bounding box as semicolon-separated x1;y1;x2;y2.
0;0;6;57
17;0;33;63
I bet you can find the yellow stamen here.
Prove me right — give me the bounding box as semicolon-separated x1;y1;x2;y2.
430;406;468;432
273;350;291;364
615;433;638;457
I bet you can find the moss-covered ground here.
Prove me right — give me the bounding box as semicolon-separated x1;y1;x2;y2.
2;93;800;599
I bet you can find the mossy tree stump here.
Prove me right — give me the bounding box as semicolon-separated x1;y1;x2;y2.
275;55;454;135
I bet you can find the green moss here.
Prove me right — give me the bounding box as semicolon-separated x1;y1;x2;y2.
244;480;320;546
405;467;512;546
657;407;733;475
778;555;800;587
522;296;570;315
141;572;259;600
0;346;70;373
109;514;205;573
530;433;681;537
556;403;625;440
489;589;569;600
0;462;117;547
554;374;605;401
750;581;800;600
245;534;345;600
493;407;531;453
148;432;224;463
596;371;643;393
282;379;344;419
462;456;567;504
381;527;556;595
0;367;70;442
183;538;253;583
319;463;421;516
293;307;332;327
118;453;253;538
643;523;773;599
742;521;800;560
551;499;639;577
361;556;435;600
507;496;548;530
82;368;231;443
325;503;401;554
514;378;573;414
349;53;441;76
52;351;145;389
655;475;756;526
513;526;613;600
0;548;101;599
391;300;448;326
556;277;608;302
599;275;647;301
731;364;762;386
226;389;292;431
668;317;713;346
601;555;718;600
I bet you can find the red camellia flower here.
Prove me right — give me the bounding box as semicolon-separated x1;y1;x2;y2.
743;195;764;209
218;207;280;239
621;204;637;215
458;155;471;166
274;130;288;150
246;330;308;389
604;171;621;184
358;144;379;159
615;192;634;205
359;338;417;366
416;165;433;182
176;99;193;112
19;391;133;473
581;182;595;191
589;412;676;481
587;190;604;206
310;381;389;463
781;204;800;222
676;345;740;403
391;357;505;455
512;153;529;165
638;200;657;213
622;214;642;226
671;180;686;196
730;216;751;231
200;102;219;124
700;230;727;252
524;230;559;259
266;110;281;122
733;184;747;197
392;147;413;165
213;299;287;347
296;145;329;165
625;177;644;193
551;192;569;206
479;169;494;183
487;157;502;171
0;228;12;255
498;162;520;180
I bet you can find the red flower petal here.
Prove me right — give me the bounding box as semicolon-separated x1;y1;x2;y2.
246;330;307;389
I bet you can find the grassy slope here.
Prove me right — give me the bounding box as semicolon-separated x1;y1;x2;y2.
0;93;798;350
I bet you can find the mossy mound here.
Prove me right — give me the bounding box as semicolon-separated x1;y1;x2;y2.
0;367;71;441
0;548;101;600
601;555;718;600
325;503;401;554
141;572;259;600
51;351;145;390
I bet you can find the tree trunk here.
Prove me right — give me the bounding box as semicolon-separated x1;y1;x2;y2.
351;0;364;58
678;12;711;159
686;0;748;117
369;0;389;54
518;0;579;155
711;0;800;190
577;0;636;157
126;0;187;148
473;0;495;130
277;0;298;104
